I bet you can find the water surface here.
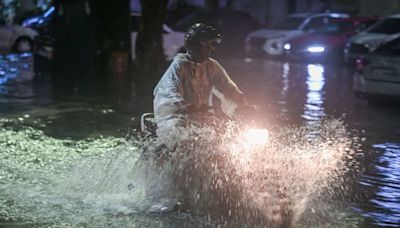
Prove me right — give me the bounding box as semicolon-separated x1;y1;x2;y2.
0;55;399;227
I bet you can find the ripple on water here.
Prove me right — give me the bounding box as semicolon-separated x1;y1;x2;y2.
358;143;400;227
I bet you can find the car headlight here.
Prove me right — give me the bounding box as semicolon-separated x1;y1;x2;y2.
307;46;325;53
283;43;291;50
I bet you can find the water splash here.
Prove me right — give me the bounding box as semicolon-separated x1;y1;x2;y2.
159;118;360;227
0;117;361;227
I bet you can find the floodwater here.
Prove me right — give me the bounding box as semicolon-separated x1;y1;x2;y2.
0;54;399;227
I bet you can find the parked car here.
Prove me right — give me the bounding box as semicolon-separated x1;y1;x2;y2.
245;12;349;58
283;17;378;62
353;37;400;97
345;14;400;63
0;17;38;53
22;6;55;34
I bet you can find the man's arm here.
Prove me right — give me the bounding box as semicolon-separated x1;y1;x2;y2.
212;60;246;107
212;64;262;122
153;64;188;120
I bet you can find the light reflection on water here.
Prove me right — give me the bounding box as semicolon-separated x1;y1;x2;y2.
302;64;326;122
0;53;34;87
0;54;41;114
279;62;290;115
359;143;400;227
281;62;290;98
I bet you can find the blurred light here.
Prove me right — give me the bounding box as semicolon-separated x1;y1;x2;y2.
307;46;325;53
244;128;269;145
284;43;291;50
355;58;369;72
22;18;38;27
330;13;349;18
44;6;55;18
307;64;324;91
303;64;326;122
281;62;290;96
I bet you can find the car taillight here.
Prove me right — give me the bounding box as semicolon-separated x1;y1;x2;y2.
355;57;369;73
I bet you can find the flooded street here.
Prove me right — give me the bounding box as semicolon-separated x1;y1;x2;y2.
1;54;400;227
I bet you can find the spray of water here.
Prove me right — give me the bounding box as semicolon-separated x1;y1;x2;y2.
0;117;360;227
156;118;359;227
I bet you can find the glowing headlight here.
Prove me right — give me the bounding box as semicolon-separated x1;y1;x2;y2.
307;46;325;53
283;43;291;50
244;128;269;145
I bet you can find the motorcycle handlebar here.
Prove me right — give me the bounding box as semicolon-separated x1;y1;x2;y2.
186;104;263;126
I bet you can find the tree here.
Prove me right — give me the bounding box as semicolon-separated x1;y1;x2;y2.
205;0;220;13
135;0;168;82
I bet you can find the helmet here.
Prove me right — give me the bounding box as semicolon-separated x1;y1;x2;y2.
184;23;222;51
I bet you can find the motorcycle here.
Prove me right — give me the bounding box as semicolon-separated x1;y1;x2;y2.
134;106;272;221
139;105;269;148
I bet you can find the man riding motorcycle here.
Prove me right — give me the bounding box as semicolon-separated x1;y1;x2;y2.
137;24;267;215
153;23;257;150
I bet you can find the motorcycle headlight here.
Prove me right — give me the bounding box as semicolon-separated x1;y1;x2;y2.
244;128;269;145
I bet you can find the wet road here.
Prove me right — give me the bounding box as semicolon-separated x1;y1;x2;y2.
1;54;400;227
227;58;400;227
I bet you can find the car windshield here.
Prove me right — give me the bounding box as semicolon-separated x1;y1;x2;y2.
270;17;304;30
375;37;400;54
308;20;378;35
309;21;352;35
367;18;400;34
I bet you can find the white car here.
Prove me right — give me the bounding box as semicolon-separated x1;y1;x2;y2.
245;12;349;57
345;14;400;63
131;14;184;60
0;18;38;52
353;37;400;97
